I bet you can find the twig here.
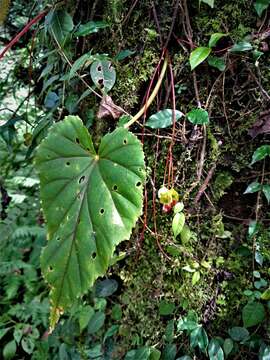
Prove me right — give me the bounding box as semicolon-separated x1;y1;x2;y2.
0;10;47;61
124;53;169;128
194;164;216;203
163;0;180;49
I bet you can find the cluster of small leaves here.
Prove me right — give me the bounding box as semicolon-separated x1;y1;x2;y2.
244;145;270;203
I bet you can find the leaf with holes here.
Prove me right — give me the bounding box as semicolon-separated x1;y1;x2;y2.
35;115;145;329
90;60;116;92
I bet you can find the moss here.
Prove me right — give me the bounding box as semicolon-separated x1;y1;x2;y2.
192;0;257;42
112;49;159;111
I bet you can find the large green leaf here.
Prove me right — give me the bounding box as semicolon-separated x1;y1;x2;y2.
35;116;145;329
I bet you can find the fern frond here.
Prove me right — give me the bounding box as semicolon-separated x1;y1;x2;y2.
11;225;45;240
0;0;11;25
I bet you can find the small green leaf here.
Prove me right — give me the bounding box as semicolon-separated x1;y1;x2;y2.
75;21;108;36
207;56;226;71
95;279;118;297
182;264;196;273
21;337;35;355
180;225;192;244
44;91;59;109
223;338;234;356
165;320;175;343
208;33;227;48
3;340;17;359
165;320;174;343
177;311;198;331
90;60;116;92
192;271;201;285
177;357;192;360
200;0;215;8
228;327;249;342
115;49;136;61
103;325;119;342
48;10;73;45
208;339;224;360
261;288;270;300
159;301;175;316
260;345;270;360
189;47;212;70
248;220;259;238
0;328;11;341
251;145;270;164
190;326;209;352
172;212;185;239
174;202;184;214
262;184;270;203
254;0;270;17
150;347;161;360
88;311;105;334
186;108;209;125
117;115;132;127
78;305;94;332
65;94;79;114
244;181;262;194
162;344;177;360
255;250;264;266
242;301;266;328
145;109;184;129
125;347;151;360
229;41;253;53
68;52;92;80
112;304;122;320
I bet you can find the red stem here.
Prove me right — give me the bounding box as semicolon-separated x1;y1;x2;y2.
0;10;47;61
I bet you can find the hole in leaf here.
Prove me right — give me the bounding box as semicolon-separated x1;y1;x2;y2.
48;266;53;272
56;236;60;241
98;78;104;85
97;65;102;71
123;139;127;145
136;181;142;187
75;138;80;144
113;185;118;191
86;147;90;151
66;161;70;166
79;176;85;184
92;252;97;259
108;62;113;70
100;208;105;215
